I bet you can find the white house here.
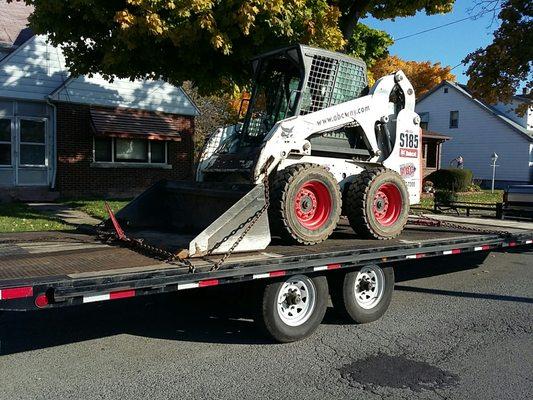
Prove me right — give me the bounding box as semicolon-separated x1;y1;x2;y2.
415;81;533;188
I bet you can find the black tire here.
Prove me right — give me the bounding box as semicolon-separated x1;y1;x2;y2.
257;274;328;343
346;168;409;239
270;163;341;245
330;264;394;324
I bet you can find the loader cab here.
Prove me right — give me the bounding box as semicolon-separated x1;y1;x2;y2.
239;45;369;145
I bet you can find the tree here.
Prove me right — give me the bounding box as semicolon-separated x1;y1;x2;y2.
370;56;456;97
337;0;455;41
13;0;455;93
345;23;393;68
463;0;532;113
180;82;238;160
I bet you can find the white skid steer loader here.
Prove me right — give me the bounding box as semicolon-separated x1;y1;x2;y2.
114;45;422;258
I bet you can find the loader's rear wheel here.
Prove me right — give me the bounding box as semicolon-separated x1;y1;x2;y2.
346;168;409;239
270;163;341;245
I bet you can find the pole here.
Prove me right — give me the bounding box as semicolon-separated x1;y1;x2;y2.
491;161;495;193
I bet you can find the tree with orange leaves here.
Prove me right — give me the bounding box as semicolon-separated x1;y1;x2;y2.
371;56;456;97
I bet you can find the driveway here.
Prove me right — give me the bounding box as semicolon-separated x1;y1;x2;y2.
0;249;531;400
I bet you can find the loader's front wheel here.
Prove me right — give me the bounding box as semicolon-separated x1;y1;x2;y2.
270;163;341;245
346;168;409;239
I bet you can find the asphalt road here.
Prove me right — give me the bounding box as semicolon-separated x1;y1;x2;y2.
0;249;532;400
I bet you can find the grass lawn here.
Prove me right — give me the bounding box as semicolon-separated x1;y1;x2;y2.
0;203;71;233
415;190;503;211
61;199;131;220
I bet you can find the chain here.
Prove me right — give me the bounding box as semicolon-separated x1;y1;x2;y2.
206;168;271;271
408;213;512;237
95;226;196;272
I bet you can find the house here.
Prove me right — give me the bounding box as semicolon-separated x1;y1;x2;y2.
416;81;533;188
421;129;450;177
0;4;199;200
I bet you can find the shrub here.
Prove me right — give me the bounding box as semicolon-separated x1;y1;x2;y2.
466;183;482;192
426;168;473;192
434;190;458;205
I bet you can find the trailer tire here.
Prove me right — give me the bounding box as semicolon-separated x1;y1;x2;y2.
270;163;341;245
330;264;394;324
257;274;328;342
346;167;409;239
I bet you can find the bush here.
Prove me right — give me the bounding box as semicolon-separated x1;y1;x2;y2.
426;168;473;192
466;183;482;192
434;190;458;205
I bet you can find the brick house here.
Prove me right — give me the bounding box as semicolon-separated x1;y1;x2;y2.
0;29;198;199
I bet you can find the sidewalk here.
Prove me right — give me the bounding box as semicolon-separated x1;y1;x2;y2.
26;203;101;227
423;214;533;232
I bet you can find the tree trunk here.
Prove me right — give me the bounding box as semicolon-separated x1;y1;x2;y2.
340;0;371;40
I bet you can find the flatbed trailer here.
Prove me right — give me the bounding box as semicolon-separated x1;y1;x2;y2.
1;220;532;342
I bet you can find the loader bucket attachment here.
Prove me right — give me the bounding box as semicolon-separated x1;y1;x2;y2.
114;180;271;257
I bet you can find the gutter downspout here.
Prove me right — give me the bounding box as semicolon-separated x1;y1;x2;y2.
46;96;57;189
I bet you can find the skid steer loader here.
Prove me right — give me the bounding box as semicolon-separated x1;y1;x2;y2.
114;45;422;258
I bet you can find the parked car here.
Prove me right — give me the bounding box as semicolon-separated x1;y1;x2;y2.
501;185;533;220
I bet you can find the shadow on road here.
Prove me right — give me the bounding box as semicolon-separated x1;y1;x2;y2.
0;250;527;355
394;286;533;304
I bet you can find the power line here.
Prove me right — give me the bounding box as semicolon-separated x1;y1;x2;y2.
394;6;504;42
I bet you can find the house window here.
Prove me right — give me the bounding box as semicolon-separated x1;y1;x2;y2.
444;87;449;93
94;137;168;164
0;118;11;165
19;119;46;166
419;112;429;130
115;138;148;162
449;111;459;129
94;137;112;162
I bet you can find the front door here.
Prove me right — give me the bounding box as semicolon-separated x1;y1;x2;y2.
15;117;49;186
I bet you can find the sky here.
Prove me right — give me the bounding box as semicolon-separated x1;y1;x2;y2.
362;0;501;83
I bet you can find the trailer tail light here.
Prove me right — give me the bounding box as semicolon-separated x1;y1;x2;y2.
0;286;33;300
35;293;49;308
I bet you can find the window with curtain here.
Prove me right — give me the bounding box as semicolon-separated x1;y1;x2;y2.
94;137;168;164
449;111;459;129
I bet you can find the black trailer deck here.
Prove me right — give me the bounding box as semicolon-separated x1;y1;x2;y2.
1;220;532;311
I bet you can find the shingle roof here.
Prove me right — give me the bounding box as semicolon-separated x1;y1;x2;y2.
0;0;33;45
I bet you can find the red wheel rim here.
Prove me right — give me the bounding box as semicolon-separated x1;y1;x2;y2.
294;181;332;230
373;183;402;226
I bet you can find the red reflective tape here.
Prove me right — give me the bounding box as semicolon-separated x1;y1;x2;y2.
327;263;342;270
451;249;461;254
481;245;490;250
509;242;516;247
1;286;33;300
269;271;286;277
416;253;426;258
109;290;136;300
199;279;219;287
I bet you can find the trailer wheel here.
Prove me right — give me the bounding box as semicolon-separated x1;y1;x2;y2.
257;274;328;342
270;163;341;245
346;168;409;239
330;264;394;324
